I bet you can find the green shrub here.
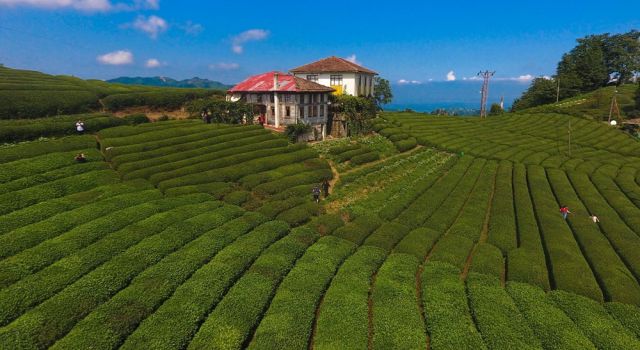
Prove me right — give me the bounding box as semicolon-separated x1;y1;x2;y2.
0;196;215;328
276;202;319;226
428;235;474;271
0;135;96;163
334;147;371;163
549;290;640;349
467;272;542;350
164;182;232;198
0;114;126;142
224;190;251;206
363;222;410;252
314;246;386;350
487;160;517;252
422;262;487;350
470;243;503;278
332;213;383;244
0;206;248;349
187;227;319;350
308;213;345;236
328;143;359;155
393;227;441;260
372;253;427;349
349;151;380;165
122;113;150;124
394;137;417;152
606;302;640;339
248;236;356;349
506;282;596;350
388;133;409;142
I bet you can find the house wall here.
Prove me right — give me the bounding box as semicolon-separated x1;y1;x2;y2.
234;92;329;127
293;72;375;97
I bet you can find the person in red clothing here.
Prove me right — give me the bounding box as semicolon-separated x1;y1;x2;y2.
559;205;571;220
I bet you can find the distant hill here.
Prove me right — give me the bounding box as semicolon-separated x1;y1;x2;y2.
107;76;231;90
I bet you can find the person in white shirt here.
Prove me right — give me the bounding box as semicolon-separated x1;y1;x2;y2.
76;120;85;133
590;214;600;223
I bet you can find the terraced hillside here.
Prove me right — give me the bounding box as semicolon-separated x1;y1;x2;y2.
1;116;640;349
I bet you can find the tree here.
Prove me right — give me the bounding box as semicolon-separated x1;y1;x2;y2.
332;95;377;135
185;98;253;124
489;103;503;116
373;77;393;109
604;31;640;84
512;77;558;111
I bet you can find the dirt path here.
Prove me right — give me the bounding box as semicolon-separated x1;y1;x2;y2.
326;159;340;195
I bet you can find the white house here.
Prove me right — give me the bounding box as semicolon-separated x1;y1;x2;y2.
227;71;334;140
290;56;378;97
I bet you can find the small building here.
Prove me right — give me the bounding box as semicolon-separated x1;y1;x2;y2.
290;56;378;97
227;71;334;140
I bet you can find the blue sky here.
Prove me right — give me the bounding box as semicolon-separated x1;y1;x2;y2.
0;0;638;85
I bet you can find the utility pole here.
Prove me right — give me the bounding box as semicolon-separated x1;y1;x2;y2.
608;88;620;124
478;70;495;118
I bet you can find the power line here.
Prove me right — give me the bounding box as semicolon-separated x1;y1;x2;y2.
478;70;495;118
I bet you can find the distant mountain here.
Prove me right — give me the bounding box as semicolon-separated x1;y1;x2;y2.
386;80;531;113
107;76;231;90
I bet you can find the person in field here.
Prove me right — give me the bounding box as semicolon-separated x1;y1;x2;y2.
75;120;85;133
322;179;330;198
559;205;571;220
590;214;600;223
75;153;87;163
312;186;321;203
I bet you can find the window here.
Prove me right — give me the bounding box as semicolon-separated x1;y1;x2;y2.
330;75;343;86
300;106;305;118
320;93;324;103
283;94;292;103
306;74;318;82
313;106;318;117
270;106;275;116
270;94;274;103
285;106;291;117
320;105;325;117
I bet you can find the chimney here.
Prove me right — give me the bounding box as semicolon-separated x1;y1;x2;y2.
273;72;279;90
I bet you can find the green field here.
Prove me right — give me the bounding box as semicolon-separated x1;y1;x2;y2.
0;66;224;119
1;112;640;349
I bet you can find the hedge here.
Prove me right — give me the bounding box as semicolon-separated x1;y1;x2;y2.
0;180;151;236
447;160;497;242
394;137;417;152
248;236;356;349
470;243;503;278
101;89;216;111
0;155;107;195
393;227;441;260
335;147;371;163
506;282;596;350
394;156;474;228
508;163;549;290
549;290;640;349
314;246;386;350
113;128;268;171
253;168;332;195
0;134;95;165
187;226;319;350
0;205;246;349
527;165;602;301
591;170;640;236
0;90;100;119
388;133;409;142
372;253;426;349
0;170;120;215
0;148;102;184
0;188;160;261
466;272;542;349
487;161;517;252
101;124;215;154
60;217;283;350
224;190;252;206
0;196;216;328
257;197;306;219
605;302;640;339
328;143;360;155
614;166;640;208
148;143;304;185
421;262;487;350
428;234;474;272
363;222;411;253
547;168;640;305
349;151;380;165
0;114;126;142
156;148;318;191
240;158;328;189
96;119;200;139
122;113;150;124
276;202;320;226
332;213;384;245
164;182;232;199
568;170;640;286
307;213;345;236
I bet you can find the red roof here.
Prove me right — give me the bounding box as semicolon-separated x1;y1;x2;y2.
228;71;334;93
290;56;377;74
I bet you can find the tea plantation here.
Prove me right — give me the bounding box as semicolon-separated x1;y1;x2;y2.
1;113;640;349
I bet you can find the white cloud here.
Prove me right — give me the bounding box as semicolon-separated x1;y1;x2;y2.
97;50;133;65
129;15;167;39
397;79;421;85
231;29;269;54
181;20;203;35
345;54;361;65
145;58;163;68
0;0;159;12
209;62;240;71
446;70;456;81
515;74;533;81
